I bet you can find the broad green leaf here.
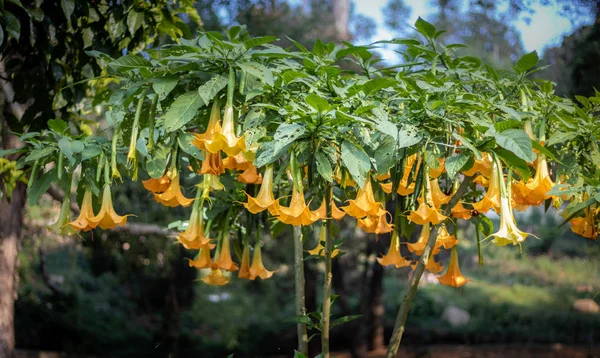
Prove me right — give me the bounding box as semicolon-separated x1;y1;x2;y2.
341;141;371;187
362;78;395;95
58;137;85;164
81;144;102;161
108;55;153;72
244;35;277;49
273;123;305;152
178;133;203;160
61;0;75;25
515;50;538;72
163;91;204;132
452;133;482;159
331;314;363;328
82;28;94;48
197;74;228;105
243;108;266;130
445;152;471;178
374;136;396;175
254;141;282;168
153;77;179;99
315;151;333;182
238;62;274;86
477;215;494;237
494;129;535;163
415;17;436;38
495;148;532;180
546;131;578;146
28;168;57;206
145;147;169;178
25;147;56;163
397;125;422;148
127;10;144;35
48;119;68;134
306;94;330;114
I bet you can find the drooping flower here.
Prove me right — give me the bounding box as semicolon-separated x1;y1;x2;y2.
316;199;346;220
237;166;262;184
342;179;382;218
204;105;245;156
89;185;131;230
242;166;278;214
489;197;530;246
249;242;275;280
570;205;598;240
192;100;222;152
153;173;194;208
512;154;554;206
408;195;447;225
438;246;468;287
451;201;472;220
429;158;446;179
377;232;411;268
200;151;225;176
199;174;225;201
463;152;493;178
202;269;229;286
69;189;98;232
357;208;394;234
213;237;239;272
223;151;252;171
188;248;213;269
412;256;444;274
436;224;459;250
238;242;251;278
142;175;171;194
407;224;438;255
177;205;215;250
429;179;451;207
307;227;340;258
276;187;320;226
48;195;76;235
333;166;356;187
472;159;501;213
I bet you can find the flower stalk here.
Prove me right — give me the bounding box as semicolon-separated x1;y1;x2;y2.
321;184;334;357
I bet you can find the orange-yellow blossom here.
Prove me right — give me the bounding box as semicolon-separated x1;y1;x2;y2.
238;243;251;278
342;179;382;218
142;175;171;194
570;205;598;240
204;106;245;156
463;152;493;178
237;166;262;184
223;151;252;171
512;155;554;206
242;166;278;214
249;243;275;280
357;208;394;234
153;173;194;208
377;232;411;268
307;227;340;257
69;189;98;232
429;158;446;179
192;100;222;152
89;185;131;230
276;188;320;226
472;159;501;213
436;224;459;250
188;248;212;269
202;269;229;286
451;201;472;220
412;256;444;274
213;237;239;272
316;199;346;220
177;206;215;250
437;246;468;287
200;151;225;176
407;224;439;255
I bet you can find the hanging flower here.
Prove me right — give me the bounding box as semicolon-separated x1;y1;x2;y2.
342;179;382;218
412;256;444;274
48;195;76;235
512;154;554;206
377;232;411;268
199;174;225;201
89;185;131;230
472;159;501;213
463;152;493;178
177;205;215;250
429;179;451;207
436;224;459;249
570;205;598;240
204;106;245;156
242;166;278;214
69;189;98;232
223;151;252;171
357;208;394;234
238;242;251;278
153;173;194;208
202;269;229;286
438;246;468;287
249;242;275;280
333;167;356;187
407;224;439;255
408;191;447;225
200;151;225;176
489;196;530;246
142;174;171;194
429;158;446;179
188;248;213;269
375;172;391;181
316;199;346;220
192;100;222;152
276;187;320;226
237;166;262;184
451;201;472;220
307;227;340;257
213;237;239;272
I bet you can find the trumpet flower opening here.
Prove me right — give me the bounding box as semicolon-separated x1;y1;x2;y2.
242;166;277;214
69;189;98;232
89;185;131;230
437;246;469;287
377;232;411;268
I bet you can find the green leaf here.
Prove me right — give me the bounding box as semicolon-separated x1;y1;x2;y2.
397;125;422;148
293;351;308;358
61;0;75;24
48;119;68;134
197;74;228;105
25;147;56;163
515;50;538;72
238;62;274;86
82;28;94;48
445;152;471;178
477;215;494;237
362;78;395;95
163;91;204;132
244;35;277;49
374;136;396;175
305;94;330;114
495;148;532;180
546;131;577;147
153;77;179;99
81;144;102;161
4;12;20;41
284;315;313;325
178;133;203;160
127;10;144;35
315;151;333;182
494;129;535;163
28;168;57;206
273;123;305;152
341;141;371;187
145;147;169;178
414;17;436;38
452;133;482;159
331;314;363;328
108;55;153;73
531;141;559;162
58;137;85;165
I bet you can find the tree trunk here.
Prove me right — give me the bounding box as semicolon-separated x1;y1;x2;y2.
367;261;384;351
333;0;351;41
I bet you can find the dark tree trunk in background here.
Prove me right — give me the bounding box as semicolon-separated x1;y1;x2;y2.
367;260;384;351
305;262;320;357
333;0;351;41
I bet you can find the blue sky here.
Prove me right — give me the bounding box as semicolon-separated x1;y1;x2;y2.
354;0;593;62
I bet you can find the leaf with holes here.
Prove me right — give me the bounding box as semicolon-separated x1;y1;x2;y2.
445;152;471;178
238;62;274;86
315;150;333;182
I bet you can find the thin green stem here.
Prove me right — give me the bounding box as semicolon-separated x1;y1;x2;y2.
147;94;159;153
293;226;309;355
227;66;235;108
321;185;334;357
475;216;484;265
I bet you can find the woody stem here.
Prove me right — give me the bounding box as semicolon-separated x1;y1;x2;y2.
386;176;474;358
293;225;308;355
321;184;334;357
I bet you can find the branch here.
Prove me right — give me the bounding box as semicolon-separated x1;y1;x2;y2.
386;175;474;358
46;183;177;237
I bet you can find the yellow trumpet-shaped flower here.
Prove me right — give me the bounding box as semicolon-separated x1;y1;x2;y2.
408;197;447;225
451;201;472;220
407;224;439;255
237;166;262;184
192;100;222;152
316;199;346;220
202;269;229;286
238;243;251;278
377;232;411;268
429;158;446;179
436;224;459;250
429;179;451;207
48;196;76;236
472;159;501;213
489;197;530;246
276;188;320;226
333;166;357;187
213;237;239;272
463;152;493;178
438;246;468;287
204;106;246;156
142;174;171;194
570;205;598;240
89;185;131;230
249;243;275;280
177;206;215;250
512;155;554;206
357;209;394;234
200;151;225;176
412;256;444;274
242;166;278;214
188;248;213;269
223;151;252;171
307;227;341;257
153;173;194;208
342;179;382;218
375;172;391;181
69;189;98;232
